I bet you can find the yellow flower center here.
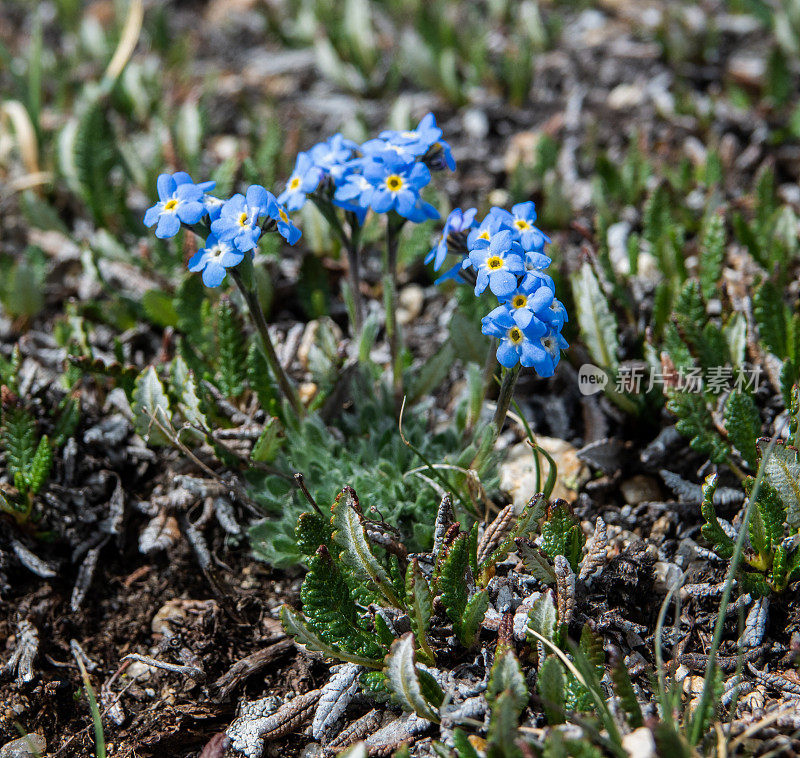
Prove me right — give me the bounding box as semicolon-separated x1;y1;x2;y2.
514;219;530;230
279;208;290;224
386;174;404;192
238;212;249;226
164;199;179;211
512;295;527;309
289;177;301;190
486;256;504;270
478;231;490;240
508;327;524;345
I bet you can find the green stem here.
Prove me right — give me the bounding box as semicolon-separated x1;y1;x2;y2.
231;270;304;418
689;432;782;744
384;212;405;403
312;196;364;334
492;364;521;440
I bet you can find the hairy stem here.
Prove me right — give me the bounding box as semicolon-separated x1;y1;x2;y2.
231;269;304;418
492;364;521;439
384;213;405;403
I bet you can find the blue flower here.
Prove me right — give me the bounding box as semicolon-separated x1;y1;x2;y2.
278;152;323;211
309;134;359;181
497;281;554;331
187;234;244;288
499;202;549;251
466;209;509;249
425;207;477;271
378;113;456;171
466;230;525;297
268;197;302;245
202;194;225;222
481;307;568;375
211;185;274;253
144;172;208;238
333;165;375;209
363;155;432;219
542;297;569;331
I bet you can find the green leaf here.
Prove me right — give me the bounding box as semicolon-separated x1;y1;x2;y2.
435;532;469;636
537;655;565;725
526;593;557;644
1;406;36;489
751;480;787;548
488;648;528;712
171;355;207;430
753;279;789;358
250;418;283;463
611;653;643;728
384;633;440;722
132;366;173;446
459;589;489;648
142;289;179;328
27;435;52;495
540;502;585;572
405;559;435;665
698;211;725;302
673;279;705;350
758;440;800;530
452;729;480;758
486;691;523;758
700;473;734;559
516;539;557;585
280;605;382;669
724;392;760;470
571;262;619;373
295;511;332;557
331;488;401;607
667;391;729;464
299;547;385;660
215;300;247;398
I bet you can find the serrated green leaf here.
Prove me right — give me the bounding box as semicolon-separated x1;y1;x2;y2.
488;648;528;711
295;511;332;557
250;418;283;463
486;690;523;758
385;633;440;722
459;589;489;648
758;440;800;529
611;654;643;728
27;435;52;495
435;532;470;635
700;473;735;559
667;390;729;464
331;488;401;607
280;605;382;668
527;592;557;644
215;299;247;398
724;392;760;470
571;262;619;373
540;502;585;572
132;366;172;445
698;211;725;302
754;279;789;358
171;355;206;430
1;406;36;489
537;655;565;725
405;559;435;665
516;539;557;585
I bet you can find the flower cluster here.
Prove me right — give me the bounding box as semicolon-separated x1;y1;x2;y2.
278;113;453;224
427;203;568;376
144;174;300;287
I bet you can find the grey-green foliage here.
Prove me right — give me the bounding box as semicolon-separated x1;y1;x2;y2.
248;371;490;567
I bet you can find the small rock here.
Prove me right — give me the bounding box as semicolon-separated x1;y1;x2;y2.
463;108;489;141
620;475;661;505
0;735;46;758
499;436;590;510
299;382;318;405
621;727;656;758
728;54;766;87
397;284;425;326
608;83;645;110
653;561;682;594
683;675;705;697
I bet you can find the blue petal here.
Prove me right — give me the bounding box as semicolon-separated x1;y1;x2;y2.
155;213;181;238
496;341;520;368
202;262;227;288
